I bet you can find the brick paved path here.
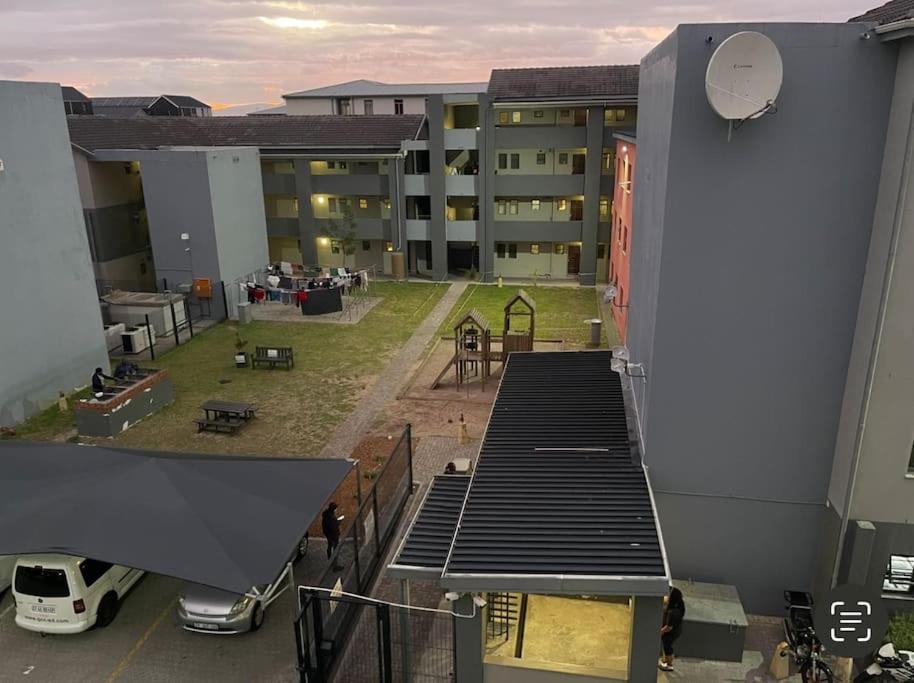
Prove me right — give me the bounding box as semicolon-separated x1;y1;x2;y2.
319;281;467;458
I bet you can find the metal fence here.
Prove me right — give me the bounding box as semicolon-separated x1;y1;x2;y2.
295;426;415;683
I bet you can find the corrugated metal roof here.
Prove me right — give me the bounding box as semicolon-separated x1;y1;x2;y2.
388;475;471;578
442;351;667;592
487;65;639;102
67;114;426;153
850;0;914;24
61;86;90;102
285;78;487;99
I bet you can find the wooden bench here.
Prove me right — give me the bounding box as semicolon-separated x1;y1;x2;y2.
194;417;244;434
251;346;294;370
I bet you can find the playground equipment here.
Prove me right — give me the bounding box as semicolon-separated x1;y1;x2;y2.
503;289;536;353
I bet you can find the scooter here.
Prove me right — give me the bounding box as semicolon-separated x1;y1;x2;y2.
855;642;914;681
782;590;834;683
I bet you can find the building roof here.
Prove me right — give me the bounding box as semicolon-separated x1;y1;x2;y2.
487;64;640;102
90;95;210;109
161;94;209;109
285;78;488;99
0;442;353;594
441;351;668;595
249;104;289;116
67;114;426;153
388;475;471;578
61;86;90;102
850;0;914;24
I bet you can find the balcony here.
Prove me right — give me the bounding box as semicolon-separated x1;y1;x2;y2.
494;174;585;196
492;221;583;243
266;217;299;237
404;175;430;195
315;218;389;240
444;128;479;150
495;126;586;149
311;174;387;195
406;219;431;240
445;175;478;196
446;220;478;241
262;173;296;195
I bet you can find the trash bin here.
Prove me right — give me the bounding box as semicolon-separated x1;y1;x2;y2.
586;318;603;346
237;301;253;324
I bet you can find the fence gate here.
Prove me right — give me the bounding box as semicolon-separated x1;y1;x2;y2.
296;590;455;683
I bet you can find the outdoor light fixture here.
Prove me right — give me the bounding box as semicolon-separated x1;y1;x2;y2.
604;285;629;309
316;196;326;204
318;237;330;246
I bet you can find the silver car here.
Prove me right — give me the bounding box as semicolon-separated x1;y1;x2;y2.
178;537;307;634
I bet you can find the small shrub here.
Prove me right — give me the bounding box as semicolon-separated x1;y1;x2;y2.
887;612;914;651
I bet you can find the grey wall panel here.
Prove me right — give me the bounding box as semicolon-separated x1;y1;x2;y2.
0;81;109;426
85;203;148;262
266;217;300;237
311;173;386;196
388;156;406;249
261;172;296;195
427;95;448;279
492;221;583;242
295;159;318;264
494;126;587;149
315;218;388;240
493;174;585;196
479;94;495;282
580;106;604;285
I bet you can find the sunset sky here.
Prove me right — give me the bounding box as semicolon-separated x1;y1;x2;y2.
0;0;874;111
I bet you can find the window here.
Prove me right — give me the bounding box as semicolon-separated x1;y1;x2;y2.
534;110;544;118
558;199;567;211
337;98;351;115
559;109;570;118
394;99;404;115
385;241;394;252
359;198;368;209
536;153;546;165
328;198;338;213
509;200;518;215
496;243;506;258
616;109;626;121
362;240;371;251
530;243;540;255
555;243;565;255
339;161;348;170
14;566;70;597
498;111;509;124
383;198;391;210
602;151;614;171
597;244;606;259
364;99;373;115
558;152;568;165
884;555;914;594
327;161;336;170
604;109;616;123
331;240;341;254
511;111;521;123
600;199;609;217
497;200;506;215
510;154;520;170
79;559;112;588
508;243;518;259
498;153;507;170
531;199;541;212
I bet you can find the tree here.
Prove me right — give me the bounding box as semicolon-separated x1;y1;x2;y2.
321;202;358;267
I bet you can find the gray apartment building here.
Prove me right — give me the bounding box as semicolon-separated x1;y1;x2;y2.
65;66;638;292
627;6;914;613
0;81;109;426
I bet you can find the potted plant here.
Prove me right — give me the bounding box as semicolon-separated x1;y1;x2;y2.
234;332;249;368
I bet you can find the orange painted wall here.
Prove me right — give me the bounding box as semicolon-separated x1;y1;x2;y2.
609;137;635;341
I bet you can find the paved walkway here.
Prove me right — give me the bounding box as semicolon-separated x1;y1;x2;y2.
319;281;468;458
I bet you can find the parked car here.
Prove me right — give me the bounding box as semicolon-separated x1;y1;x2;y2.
178;537;306;635
883;555;914;594
0;556;16;593
12;554;144;634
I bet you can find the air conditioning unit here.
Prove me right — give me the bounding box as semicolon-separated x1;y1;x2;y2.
121;324;155;354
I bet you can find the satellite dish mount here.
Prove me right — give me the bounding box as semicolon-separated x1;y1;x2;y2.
705;31;784;142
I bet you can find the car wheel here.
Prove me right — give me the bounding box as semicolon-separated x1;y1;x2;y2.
95;593;120;628
250;603;264;632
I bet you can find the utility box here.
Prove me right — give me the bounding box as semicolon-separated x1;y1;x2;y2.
237;301;253;324
673;580;748;662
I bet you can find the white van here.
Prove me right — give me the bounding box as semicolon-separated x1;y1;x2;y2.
13;555;144;634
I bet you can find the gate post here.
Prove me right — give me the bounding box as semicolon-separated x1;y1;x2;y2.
453;595;484;683
377;603;393;683
399;579;412;683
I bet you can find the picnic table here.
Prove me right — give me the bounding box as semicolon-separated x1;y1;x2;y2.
195;400;257;434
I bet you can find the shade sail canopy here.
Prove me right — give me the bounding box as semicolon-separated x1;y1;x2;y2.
0;443;353;594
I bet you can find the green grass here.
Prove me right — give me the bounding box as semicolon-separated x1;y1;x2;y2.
3;388;92;442
437;284;614;348
11;282;449;456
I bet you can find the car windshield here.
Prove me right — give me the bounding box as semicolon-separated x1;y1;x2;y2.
15;566;70;597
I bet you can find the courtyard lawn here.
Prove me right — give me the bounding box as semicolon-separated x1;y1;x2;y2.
9;282;449;456
437;283;613;348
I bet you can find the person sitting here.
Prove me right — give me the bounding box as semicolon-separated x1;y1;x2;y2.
444;462;457;475
113;360;138;380
91;367;114;396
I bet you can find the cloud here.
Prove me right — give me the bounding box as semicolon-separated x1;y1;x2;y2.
0;0;875;106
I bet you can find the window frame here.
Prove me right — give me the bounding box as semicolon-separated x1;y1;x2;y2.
510;154;520;170
359;198;369;210
558;199;568;211
328;197;338;213
509;200;518;215
558;152;568;165
496;243;506;259
79;559;112;588
508;243;518;259
599;199;609;217
530;243;540;255
394;99;404;115
497;200;506;215
511;111;521;123
362;240;371;251
498;111;509;124
536;153;546;166
363;99;373;115
531;199;541;212
498;153;507;170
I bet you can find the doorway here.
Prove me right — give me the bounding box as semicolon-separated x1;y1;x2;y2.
572;154;586;175
567;244;581;276
570;200;584;221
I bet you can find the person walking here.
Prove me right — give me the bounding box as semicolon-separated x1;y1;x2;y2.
321;502;344;571
659;586;685;672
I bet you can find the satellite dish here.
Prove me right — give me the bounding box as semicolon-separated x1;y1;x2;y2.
706;31;783;121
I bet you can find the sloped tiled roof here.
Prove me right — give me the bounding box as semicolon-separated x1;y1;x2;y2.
61;86;89;102
850;0;914;24
67;114;425;152
487;64;639;102
162;95;209;109
285;78;487;99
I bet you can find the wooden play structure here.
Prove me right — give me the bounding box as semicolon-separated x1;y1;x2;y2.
503;289;536;353
432;289;537;391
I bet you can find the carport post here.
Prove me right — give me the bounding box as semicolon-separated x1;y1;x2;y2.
399;579;412;683
170;301;180;346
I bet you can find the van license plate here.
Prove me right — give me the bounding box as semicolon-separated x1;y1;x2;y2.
193;622;219;631
31;605;56;614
